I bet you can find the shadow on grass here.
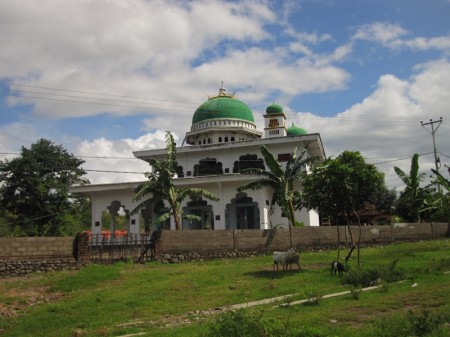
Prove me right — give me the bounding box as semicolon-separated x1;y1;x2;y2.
245;269;303;279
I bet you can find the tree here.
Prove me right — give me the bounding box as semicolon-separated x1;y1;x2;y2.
0;139;89;236
237;145;317;247
302;151;386;265
394;154;427;222
428;169;450;236
132;132;219;230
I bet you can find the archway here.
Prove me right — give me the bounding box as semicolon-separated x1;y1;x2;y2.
182;197;214;230
140;199;170;232
104;200;129;237
225;192;260;229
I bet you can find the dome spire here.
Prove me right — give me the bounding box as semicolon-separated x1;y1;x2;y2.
208;81;235;99
219;81;226;95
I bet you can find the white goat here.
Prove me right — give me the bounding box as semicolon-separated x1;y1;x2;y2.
273;248;297;271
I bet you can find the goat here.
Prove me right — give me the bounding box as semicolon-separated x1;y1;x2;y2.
286;253;300;270
273;248;297;271
330;260;346;277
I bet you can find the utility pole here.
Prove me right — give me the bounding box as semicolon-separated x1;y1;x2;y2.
421;117;443;193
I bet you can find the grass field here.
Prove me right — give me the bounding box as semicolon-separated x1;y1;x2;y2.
0;239;449;336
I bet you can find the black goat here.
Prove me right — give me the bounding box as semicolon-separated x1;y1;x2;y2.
330;260;346;277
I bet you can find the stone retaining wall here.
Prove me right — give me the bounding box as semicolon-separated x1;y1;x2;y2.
0;258;79;278
0;223;448;277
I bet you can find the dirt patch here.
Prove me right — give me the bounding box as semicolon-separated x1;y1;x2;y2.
0;285;62;317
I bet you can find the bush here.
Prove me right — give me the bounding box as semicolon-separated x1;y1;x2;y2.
203;309;327;337
343;260;405;288
366;310;447;337
203;310;268;337
343;267;380;287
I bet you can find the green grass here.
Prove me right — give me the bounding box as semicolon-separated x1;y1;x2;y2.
0;239;449;337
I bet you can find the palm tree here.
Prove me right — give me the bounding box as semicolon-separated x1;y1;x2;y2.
238;145;317;247
132;132;219;230
394;153;427;222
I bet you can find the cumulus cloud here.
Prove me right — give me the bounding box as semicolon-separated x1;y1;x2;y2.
291;59;450;190
1;0;351;120
76;131;171;184
353;21;450;51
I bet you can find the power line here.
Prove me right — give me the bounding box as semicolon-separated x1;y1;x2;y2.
365;152;433;165
85;169;146;174
0;152;140;160
6;84;444;123
10;83;199;105
0;211;67;227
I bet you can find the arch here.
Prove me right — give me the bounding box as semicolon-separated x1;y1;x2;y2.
194;158;223;176
233;154;265;173
176;165;184;178
182;197;214;230
104;200;130;237
140;199;170;232
225;192;260;229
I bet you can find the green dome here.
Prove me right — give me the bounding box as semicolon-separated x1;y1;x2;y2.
287;122;307;136
266;103;283;115
192;96;255;124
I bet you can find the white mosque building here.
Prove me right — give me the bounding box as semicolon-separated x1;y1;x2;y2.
71;85;326;235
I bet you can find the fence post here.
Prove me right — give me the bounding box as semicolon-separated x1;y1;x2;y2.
75;232;90;263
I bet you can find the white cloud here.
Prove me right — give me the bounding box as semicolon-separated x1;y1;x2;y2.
76;131;170;184
1;0;350;121
353;22;450;52
290;58;450;190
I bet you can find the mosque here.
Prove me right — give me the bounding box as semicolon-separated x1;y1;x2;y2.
71;85;326;234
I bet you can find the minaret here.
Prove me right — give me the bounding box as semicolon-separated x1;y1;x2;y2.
264;103;287;138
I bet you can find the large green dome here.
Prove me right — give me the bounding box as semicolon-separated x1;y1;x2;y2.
192;96;255;125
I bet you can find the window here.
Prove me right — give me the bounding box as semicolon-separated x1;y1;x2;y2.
219;137;222;142
278;153;291;162
194;158;223;176
231;137;235;141
233;154;265;173
225;137;228;142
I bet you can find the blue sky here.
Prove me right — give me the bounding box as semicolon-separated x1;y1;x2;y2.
0;0;449;189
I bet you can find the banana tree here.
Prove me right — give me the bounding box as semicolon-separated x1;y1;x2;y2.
238;145;317;247
132;132;219;230
394;154;427;222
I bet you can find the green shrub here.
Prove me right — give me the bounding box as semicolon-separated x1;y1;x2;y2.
380;259;405;282
203;309;327;337
343;267;380;287
366;310;446;337
203;310;268;337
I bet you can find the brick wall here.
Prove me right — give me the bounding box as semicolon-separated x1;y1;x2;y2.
0;237;75;259
157;223;447;252
0;223;448;277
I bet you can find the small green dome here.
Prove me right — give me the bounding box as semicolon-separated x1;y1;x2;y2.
192;96;255;124
287;122;307;136
266;103;283;115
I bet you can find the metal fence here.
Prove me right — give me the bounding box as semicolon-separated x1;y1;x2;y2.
83;233;156;264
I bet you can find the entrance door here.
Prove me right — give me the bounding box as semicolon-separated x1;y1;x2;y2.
226;193;260;230
236;206;256;229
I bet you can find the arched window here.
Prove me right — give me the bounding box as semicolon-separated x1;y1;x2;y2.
225;137;229;142
219;137;222;142
233;154;265;173
207;138;211;144
194;158;223;176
